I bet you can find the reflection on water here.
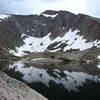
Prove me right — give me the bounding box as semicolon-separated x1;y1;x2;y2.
0;60;100;99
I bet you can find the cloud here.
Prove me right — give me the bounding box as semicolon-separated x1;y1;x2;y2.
0;0;87;15
0;0;35;14
86;0;100;17
0;0;99;17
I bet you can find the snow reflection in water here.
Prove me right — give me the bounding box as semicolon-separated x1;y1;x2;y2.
8;61;100;92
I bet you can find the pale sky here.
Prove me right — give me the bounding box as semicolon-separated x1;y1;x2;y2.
0;0;99;17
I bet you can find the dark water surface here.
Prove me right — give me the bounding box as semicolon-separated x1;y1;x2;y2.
0;60;100;100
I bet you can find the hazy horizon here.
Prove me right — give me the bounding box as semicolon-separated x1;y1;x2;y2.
0;0;100;17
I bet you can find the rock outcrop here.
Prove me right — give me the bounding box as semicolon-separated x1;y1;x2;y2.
0;71;47;100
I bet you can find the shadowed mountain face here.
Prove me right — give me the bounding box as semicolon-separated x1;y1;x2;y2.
0;10;100;56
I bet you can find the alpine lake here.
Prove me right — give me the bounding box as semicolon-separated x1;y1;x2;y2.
0;59;100;100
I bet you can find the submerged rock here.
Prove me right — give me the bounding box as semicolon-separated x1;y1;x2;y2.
0;71;48;100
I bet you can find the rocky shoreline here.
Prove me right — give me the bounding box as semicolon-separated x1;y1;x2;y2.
21;48;100;62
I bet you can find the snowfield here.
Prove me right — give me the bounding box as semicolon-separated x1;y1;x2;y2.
9;29;100;56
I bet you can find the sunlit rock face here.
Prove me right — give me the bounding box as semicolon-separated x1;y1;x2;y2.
0;71;48;100
0;10;100;56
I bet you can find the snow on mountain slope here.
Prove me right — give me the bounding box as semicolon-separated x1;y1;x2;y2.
0;15;10;21
0;10;100;57
42;13;58;19
9;29;100;56
97;63;100;69
97;55;100;59
9;33;52;56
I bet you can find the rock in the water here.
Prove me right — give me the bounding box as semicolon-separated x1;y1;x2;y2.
0;71;48;100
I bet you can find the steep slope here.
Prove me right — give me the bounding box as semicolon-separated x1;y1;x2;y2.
0;10;100;57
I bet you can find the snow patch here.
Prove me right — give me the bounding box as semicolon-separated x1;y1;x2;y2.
32;58;45;61
53;42;62;49
48;48;61;52
97;63;100;69
42;13;58;18
97;55;100;60
0;15;10;21
21;33;27;38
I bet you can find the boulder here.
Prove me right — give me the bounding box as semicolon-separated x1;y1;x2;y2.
0;71;48;100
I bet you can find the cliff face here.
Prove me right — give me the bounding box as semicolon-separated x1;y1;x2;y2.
0;10;100;57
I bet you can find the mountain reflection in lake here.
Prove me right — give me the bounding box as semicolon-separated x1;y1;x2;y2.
0;60;100;100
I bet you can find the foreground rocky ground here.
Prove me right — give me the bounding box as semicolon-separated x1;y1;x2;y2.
0;71;47;100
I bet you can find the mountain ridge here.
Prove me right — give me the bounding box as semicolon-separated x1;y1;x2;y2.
0;10;100;57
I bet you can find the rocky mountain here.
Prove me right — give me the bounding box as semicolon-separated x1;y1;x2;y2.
0;10;100;57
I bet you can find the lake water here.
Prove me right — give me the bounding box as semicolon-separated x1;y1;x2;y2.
0;60;100;100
